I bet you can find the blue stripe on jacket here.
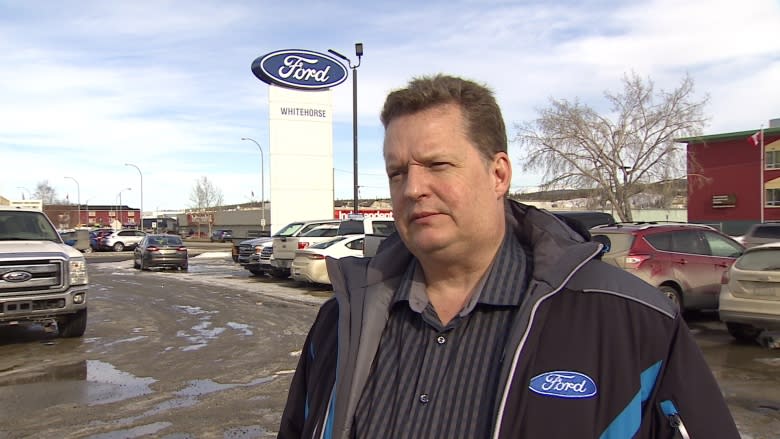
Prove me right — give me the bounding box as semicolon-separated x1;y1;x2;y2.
599;360;663;439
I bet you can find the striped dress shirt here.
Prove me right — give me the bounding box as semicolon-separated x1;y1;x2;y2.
353;232;532;438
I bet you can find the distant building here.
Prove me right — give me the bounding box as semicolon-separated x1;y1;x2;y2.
42;204;141;230
677;119;780;235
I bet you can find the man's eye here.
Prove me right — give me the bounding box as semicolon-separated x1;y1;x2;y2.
431;162;450;169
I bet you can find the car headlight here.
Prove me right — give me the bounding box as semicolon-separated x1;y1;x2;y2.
70;258;89;285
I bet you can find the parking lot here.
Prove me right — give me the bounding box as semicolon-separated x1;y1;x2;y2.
0;248;778;438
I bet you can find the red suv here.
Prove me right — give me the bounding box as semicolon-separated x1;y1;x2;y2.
590;223;744;311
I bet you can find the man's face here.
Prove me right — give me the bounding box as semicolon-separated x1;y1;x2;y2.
383;103;510;261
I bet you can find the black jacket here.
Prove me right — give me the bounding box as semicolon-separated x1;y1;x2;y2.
279;200;740;439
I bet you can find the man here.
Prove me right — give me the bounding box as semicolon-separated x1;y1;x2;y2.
278;74;740;438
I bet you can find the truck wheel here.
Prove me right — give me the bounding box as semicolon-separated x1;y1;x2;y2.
271;268;289;279
59;309;87;338
726;322;761;343
113;242;125;252
248;268;264;277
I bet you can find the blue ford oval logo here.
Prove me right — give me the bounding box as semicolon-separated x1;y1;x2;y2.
529;370;597;399
2;271;33;283
251;49;348;90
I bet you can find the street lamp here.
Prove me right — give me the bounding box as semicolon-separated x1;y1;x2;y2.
328;42;363;214
125;163;143;230
117;187;131;228
16;186;31;200
64;176;81;227
241;137;266;232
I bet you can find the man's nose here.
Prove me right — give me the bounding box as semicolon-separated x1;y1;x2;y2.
403;165;430;199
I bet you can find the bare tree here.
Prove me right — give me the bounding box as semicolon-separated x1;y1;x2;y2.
189;176;224;211
514;72;709;221
34;180;61;205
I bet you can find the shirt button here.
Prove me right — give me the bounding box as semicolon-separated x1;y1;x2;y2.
436;335;446;345
419;393;430;404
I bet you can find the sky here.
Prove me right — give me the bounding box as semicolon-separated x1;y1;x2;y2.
1;0;778;213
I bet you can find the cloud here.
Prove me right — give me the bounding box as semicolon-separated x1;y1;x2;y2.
1;0;778;212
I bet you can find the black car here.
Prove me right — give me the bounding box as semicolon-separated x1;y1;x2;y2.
210;229;233;242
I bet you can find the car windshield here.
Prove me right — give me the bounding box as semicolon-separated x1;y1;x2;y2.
736;248;780;270
0;211;61;242
148;236;183;246
276;222;305;237
310;236;347;249
303;227;339;237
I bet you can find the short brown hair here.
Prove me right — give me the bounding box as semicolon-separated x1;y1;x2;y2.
380;74;507;160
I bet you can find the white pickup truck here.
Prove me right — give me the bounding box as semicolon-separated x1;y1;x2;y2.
0;207;89;337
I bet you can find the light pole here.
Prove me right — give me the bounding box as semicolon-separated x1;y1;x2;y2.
117;187;131;228
125;163;143;230
64;176;81;227
16;186;31;200
328;42;363;214
241;137;266;232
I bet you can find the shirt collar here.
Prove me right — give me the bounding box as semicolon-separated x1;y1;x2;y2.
391;231;531;313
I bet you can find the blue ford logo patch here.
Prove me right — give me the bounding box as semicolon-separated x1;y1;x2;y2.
529;371;597;399
2;271;33;283
251;49;348;90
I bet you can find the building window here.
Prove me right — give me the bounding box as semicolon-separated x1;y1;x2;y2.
767;150;780;169
767;189;780;207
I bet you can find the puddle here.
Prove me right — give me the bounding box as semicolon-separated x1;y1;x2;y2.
0;360;156;419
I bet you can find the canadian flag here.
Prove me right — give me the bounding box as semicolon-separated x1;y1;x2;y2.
748;130;763;147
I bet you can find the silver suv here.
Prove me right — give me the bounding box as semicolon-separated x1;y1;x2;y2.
102;229;146;252
740;222;780;248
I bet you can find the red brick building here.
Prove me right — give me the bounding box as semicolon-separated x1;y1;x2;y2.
677;122;780;235
44;204;141;230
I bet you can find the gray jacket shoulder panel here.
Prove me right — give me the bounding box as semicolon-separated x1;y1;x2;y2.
566;259;678;319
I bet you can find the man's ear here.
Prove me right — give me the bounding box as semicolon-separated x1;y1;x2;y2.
492;152;512;197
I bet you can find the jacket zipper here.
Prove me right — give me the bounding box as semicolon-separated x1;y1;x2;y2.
660;400;691;439
492;247;601;439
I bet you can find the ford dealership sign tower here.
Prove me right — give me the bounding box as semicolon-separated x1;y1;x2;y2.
251;50;350;233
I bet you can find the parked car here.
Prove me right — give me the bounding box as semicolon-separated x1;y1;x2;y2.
739;222;780;248
291;234;365;284
133;234;188;271
270;219;342;277
237;237;274;276
210;229;233;242
87;228;114;252
719;242;780;344
102;229;146;252
274;218;396;276
590;222;744;310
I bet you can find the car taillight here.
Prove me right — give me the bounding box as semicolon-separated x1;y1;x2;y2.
720;269;730;285
147;246;160;252
624;254;650;269
177;246;187;252
298;242;310;249
306;254;326;260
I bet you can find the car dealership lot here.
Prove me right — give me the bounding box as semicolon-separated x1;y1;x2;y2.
0;250;777;438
